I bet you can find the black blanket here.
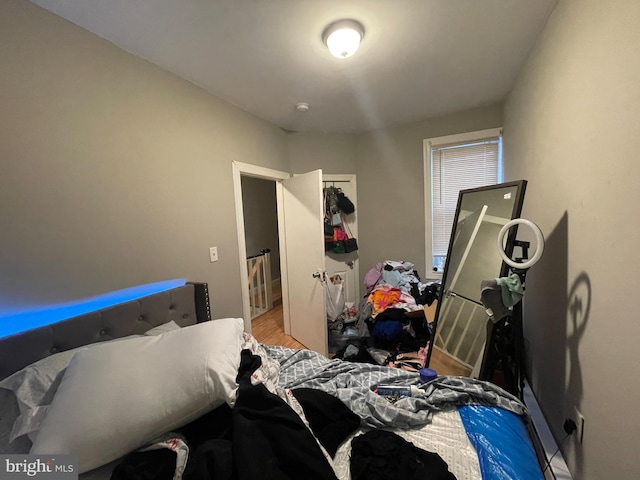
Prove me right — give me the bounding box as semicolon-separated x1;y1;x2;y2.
111;350;360;480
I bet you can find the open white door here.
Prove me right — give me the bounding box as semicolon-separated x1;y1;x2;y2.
279;170;327;355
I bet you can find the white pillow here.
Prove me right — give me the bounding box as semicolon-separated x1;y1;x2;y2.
143;320;182;335
30;318;244;474
3;320;183;445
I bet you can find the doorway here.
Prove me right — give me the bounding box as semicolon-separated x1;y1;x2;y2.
232;162;289;335
233;162;328;353
241;175;281;319
233;163;359;355
239;174;297;347
232;162;288;334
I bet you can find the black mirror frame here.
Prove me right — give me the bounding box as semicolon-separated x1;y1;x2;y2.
426;179;528;368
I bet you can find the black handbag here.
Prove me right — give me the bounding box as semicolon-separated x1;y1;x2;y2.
343;237;358;253
324;220;335;237
336;191;355;214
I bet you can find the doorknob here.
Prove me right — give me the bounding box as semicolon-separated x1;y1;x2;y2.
312;271;326;280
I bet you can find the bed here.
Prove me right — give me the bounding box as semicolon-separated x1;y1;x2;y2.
0;281;546;480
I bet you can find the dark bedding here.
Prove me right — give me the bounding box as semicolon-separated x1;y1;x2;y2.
108;344;530;480
110;349;463;480
2;306;541;480
112;350;360;480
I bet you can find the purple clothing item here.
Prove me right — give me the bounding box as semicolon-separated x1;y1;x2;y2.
364;263;383;294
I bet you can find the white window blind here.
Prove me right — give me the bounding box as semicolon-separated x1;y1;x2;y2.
431;138;500;259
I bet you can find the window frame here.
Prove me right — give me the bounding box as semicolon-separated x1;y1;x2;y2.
423;128;503;280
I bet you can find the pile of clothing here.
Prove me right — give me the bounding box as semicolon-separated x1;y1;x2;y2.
364;260;439;306
338;261;441;371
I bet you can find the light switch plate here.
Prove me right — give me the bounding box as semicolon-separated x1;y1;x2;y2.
209;247;218;262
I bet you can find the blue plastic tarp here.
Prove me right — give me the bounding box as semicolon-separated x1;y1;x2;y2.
459;405;544;480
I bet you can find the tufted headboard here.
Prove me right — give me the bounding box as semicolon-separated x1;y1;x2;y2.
0;282;211;380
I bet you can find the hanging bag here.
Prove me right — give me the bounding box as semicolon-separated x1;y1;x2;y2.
336;190;355;214
341;213;358;253
324;188;337;238
325;275;345;321
343;237;358;253
324;186;358;254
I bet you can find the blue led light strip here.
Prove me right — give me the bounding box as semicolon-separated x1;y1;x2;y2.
0;278;187;338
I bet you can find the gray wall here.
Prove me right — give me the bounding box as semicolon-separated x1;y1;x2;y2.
0;0;288;318
354;105;504;282
241;176;280;280
4;0;500;323
287;132;358;174
503;0;640;478
4;2;630;477
286;106;504;283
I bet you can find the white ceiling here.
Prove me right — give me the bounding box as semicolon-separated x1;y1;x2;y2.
30;0;557;134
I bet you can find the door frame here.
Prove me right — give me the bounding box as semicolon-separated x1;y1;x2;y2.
232;161;291;334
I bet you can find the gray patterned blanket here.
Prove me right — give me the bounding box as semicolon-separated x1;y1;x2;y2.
265;346;528;429
116;343;530;480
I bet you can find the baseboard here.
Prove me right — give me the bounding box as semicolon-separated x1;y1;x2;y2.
523;380;573;480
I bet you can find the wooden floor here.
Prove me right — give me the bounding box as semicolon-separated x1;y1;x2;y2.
251;303;306;350
429;348;472;377
251;303;471;376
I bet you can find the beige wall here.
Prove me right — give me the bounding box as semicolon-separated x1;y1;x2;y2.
286;106;504;284
287;132;358;174
0;0;288;318
354;105;504;281
9;6;632;477
504;0;640;478
0;0;500;323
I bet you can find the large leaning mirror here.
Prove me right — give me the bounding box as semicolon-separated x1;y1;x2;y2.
426;180;527;375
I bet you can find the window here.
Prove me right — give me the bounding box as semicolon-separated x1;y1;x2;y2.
424;128;503;275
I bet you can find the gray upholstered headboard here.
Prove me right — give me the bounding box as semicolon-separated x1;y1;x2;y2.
0;282;210;380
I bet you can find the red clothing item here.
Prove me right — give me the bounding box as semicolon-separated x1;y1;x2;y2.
367;285;402;317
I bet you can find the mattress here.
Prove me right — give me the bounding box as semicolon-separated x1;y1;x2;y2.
75;408;481;480
332;407;482;480
1;326;543;480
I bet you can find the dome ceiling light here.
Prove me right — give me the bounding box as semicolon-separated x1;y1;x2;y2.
322;19;365;59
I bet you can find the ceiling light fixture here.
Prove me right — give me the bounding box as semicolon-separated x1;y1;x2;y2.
296;102;310;112
322;19;365;59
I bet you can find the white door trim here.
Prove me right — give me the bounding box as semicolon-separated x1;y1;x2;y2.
232;161;291;334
